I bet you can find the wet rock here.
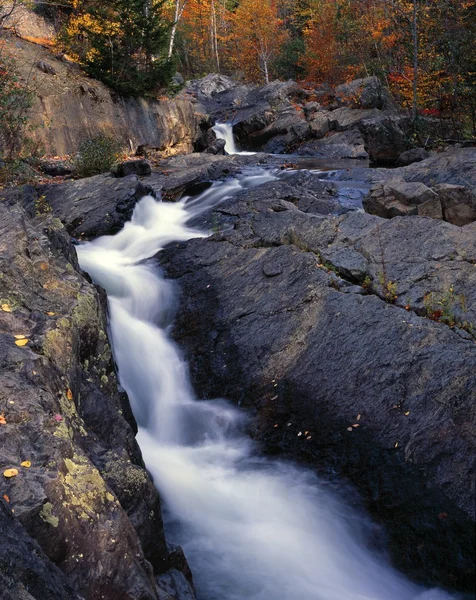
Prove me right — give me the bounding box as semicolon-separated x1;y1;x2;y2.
38;174;155;238
0;501;82;600
0;202;161;599
162;194;476;593
204;138;226;155
397;148;430;166
113;159;152;178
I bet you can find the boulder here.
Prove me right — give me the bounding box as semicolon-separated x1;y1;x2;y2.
363;181;439;217
434;183;476;226
185;73;238;100
335;76;390;109
204;138;226;155
363;180;476;226
328;107;381;132
297;129;368;160
397;148;430;166
359;116;409;164
112;159;152;178
308;112;330;138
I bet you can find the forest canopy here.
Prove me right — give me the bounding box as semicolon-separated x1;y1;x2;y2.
11;0;476;128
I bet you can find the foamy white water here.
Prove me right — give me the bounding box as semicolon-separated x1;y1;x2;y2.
213;122;256;155
77;171;455;600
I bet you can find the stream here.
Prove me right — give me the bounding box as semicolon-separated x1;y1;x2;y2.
76;126;455;600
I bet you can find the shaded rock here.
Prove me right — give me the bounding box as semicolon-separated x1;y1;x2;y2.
39;174;155;238
359;116;409;164
38;159;73;177
363;181;439;217
35;60;56;75
297;129;368;159
0;202;160;600
204;138;226;155
113;159;152;178
335;77;391;109
434;183;476;226
0;501;82;600
185;73;237;100
329;107;381;132
161;195;476;593
308;111;330;138
397;148;430;166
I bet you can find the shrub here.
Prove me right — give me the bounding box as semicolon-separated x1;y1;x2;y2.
74;134;121;177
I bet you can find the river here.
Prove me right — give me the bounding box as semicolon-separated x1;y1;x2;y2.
76;126;454;600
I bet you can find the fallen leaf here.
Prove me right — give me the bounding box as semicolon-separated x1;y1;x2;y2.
14;334;26;340
356;414;361;421
54;414;63;422
66;388;73;401
0;413;6;425
273;423;279;428
3;494;9;502
352;424;360;428
3;468;19;478
438;512;448;520
297;431;302;437
347;427;353;432
306;435;312;440
15;339;29;347
404;411;410;416
45;311;55;316
394;441;399;448
1;304;12;312
20;461;31;468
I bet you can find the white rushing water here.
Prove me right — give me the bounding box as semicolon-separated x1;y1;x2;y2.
77;171;455;600
213;122;256;155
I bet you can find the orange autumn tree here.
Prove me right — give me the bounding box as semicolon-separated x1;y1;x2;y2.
229;0;289;83
178;0;231;75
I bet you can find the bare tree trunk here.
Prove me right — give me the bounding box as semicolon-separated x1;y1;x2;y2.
168;0;186;59
210;0;220;73
411;0;418;122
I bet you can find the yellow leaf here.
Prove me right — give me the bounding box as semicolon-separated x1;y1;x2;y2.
1;304;12;312
66;388;73;401
3;468;19;478
14;334;26;340
15;339;29;347
20;461;31;468
46;311;55;316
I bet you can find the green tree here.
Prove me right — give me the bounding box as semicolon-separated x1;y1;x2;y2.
61;0;173;96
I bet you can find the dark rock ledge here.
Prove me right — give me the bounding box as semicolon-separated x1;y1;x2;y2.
161;189;476;594
0;195;194;598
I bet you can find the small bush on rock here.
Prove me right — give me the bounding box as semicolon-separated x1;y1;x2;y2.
74;134;120;177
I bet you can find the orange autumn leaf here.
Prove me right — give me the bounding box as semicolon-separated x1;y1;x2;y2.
3;494;10;503
66;388;73;401
0;413;6;425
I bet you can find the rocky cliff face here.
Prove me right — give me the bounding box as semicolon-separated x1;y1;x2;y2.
0;187;195;600
3;33;208;157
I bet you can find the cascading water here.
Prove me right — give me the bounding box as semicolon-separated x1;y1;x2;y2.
213;122;255;155
77;171;455;600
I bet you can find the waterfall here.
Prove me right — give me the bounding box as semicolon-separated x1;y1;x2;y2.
77;172;455;600
213;122;255;155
